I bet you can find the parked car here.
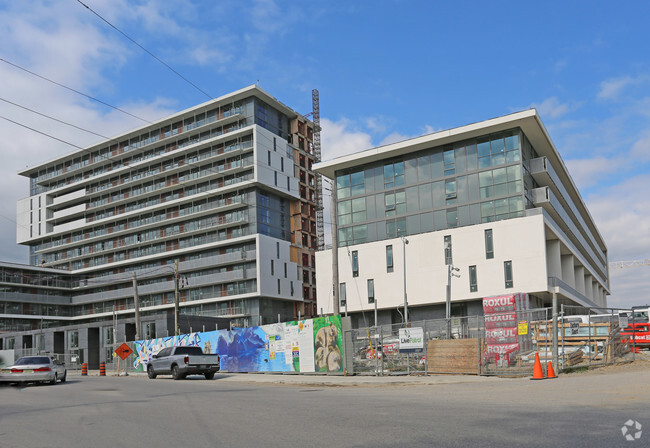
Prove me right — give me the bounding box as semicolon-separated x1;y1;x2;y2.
147;346;220;380
0;356;67;385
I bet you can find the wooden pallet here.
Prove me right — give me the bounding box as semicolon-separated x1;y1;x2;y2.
427;339;480;374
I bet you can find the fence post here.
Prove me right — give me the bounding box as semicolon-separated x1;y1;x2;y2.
587;311;591;366
424;320;428;376
552;291;559;376
558;304;566;372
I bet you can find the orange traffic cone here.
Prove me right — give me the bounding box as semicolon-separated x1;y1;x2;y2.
546;361;557;379
531;353;544;380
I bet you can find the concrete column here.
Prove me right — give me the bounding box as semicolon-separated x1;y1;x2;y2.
574;266;585;294
584;274;593;301
561;254;575;288
546;240;562;279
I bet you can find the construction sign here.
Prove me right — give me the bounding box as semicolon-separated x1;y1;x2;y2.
517;321;529;336
115;343;133;360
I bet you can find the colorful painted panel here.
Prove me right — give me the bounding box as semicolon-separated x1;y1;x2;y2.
133;316;344;373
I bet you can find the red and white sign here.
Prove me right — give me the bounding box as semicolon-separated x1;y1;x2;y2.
485;343;520;360
484;312;517;329
486;327;519;344
482;295;517;314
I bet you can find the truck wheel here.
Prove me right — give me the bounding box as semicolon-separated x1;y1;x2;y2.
147;365;157;379
204;372;215;380
172;365;183;380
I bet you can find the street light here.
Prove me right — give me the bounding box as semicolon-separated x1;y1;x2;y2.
446;264;460;338
401;236;409;326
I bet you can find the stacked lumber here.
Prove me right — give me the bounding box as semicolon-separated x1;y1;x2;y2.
567;349;583;366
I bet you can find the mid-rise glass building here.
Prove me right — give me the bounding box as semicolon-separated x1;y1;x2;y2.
315;110;609;326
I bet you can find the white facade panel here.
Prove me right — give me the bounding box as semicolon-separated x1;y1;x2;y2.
16;197;31;243
52;203;86;220
317;215;548;315
52;218;89;234
257;234;301;302
52;188;86;206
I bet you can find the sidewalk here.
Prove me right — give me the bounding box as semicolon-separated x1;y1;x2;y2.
74;370;509;387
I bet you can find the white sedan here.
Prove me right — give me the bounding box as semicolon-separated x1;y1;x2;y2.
0;356;67;385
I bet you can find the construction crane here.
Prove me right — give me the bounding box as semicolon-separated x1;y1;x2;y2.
311;89;325;251
609;259;650;269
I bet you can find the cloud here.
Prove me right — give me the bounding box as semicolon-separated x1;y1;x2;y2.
597;75;648;101
422;124;442;135
379;132;411;146
0;1;185;264
629;134;650;161
320;118;374;161
531;97;574;119
564;157;626;190
586;174;650;264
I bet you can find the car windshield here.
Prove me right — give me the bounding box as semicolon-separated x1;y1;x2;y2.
175;346;203;355
15;357;50;365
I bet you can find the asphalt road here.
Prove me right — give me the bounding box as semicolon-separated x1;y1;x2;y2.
0;369;648;448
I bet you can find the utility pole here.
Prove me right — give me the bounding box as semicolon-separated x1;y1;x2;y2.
132;272;141;340
330;186;339;316
401;237;409;326
446;264;460;338
174;259;180;336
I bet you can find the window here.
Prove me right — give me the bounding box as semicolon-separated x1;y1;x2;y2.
504;261;513;288
103;327;114;345
35;334;45;351
284;263;287;278
278;278;281;294
444;235;452;265
271;260;275;276
276;242;280;258
386;245;394;273
340;283;347;308
281;157;284;172
384;161;405;189
267;151;271;165
367;279;375;304
443;148;455;176
352;250;359;277
274;171;277;186
338;197;367;225
469;265;478;292
144;322;156;340
273;137;276;151
485;229;494;259
336;170;365;199
385;191;406;216
5;338;15;350
68;331;79;349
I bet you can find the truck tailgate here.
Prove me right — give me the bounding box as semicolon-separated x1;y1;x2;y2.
187;354;220;366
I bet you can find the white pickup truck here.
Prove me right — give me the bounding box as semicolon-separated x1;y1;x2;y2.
147;346;220;380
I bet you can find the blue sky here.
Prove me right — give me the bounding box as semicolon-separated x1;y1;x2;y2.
0;0;648;309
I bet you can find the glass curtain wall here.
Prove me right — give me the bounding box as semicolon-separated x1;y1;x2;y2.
336;129;527;247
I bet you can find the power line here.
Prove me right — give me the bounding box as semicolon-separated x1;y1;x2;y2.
77;0;213;100
0;97;114;142
0;114;85;149
0;57;151;124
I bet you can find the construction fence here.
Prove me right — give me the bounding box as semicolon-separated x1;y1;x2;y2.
344;307;638;376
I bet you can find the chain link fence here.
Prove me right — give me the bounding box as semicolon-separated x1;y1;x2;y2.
344;306;638;377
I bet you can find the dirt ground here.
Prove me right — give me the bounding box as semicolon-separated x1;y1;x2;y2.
563;351;650;375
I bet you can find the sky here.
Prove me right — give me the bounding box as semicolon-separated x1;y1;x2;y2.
0;0;648;309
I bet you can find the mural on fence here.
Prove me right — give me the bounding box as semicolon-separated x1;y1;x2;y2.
132;315;343;373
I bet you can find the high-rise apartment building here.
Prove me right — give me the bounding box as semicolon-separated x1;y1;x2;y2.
9;85;318;338
314;110;609;327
